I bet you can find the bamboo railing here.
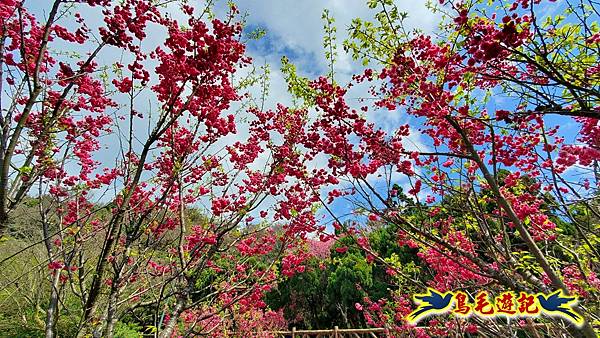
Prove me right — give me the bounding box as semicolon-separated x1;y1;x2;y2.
232;322;588;337
274;326;385;337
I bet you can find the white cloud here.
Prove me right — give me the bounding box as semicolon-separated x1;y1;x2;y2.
234;0;439;76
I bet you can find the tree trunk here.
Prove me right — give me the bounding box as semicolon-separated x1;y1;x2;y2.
0;211;6;237
45;270;62;338
158;293;187;338
104;283;120;338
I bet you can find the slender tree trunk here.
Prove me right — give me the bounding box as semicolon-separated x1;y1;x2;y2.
45;270;62;338
157;173;190;338
104;282;121;338
158;293;187;338
0;213;8;238
105;252;131;338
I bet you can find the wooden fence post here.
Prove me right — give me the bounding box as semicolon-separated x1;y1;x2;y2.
292;326;296;338
334;326;339;338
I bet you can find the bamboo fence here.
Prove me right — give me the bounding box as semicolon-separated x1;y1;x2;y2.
275;326;385;337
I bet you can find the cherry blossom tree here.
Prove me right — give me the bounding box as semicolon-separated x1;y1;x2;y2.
0;1;329;337
278;0;600;336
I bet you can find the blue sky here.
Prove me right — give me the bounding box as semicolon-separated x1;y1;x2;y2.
229;0;440;107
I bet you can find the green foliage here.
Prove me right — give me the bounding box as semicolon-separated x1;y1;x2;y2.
322;9;338;81
343;0;408;66
246;26;267;41
0;238;82;337
113;321;144;338
280;56;317;108
267;218;425;329
266;257;332;329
